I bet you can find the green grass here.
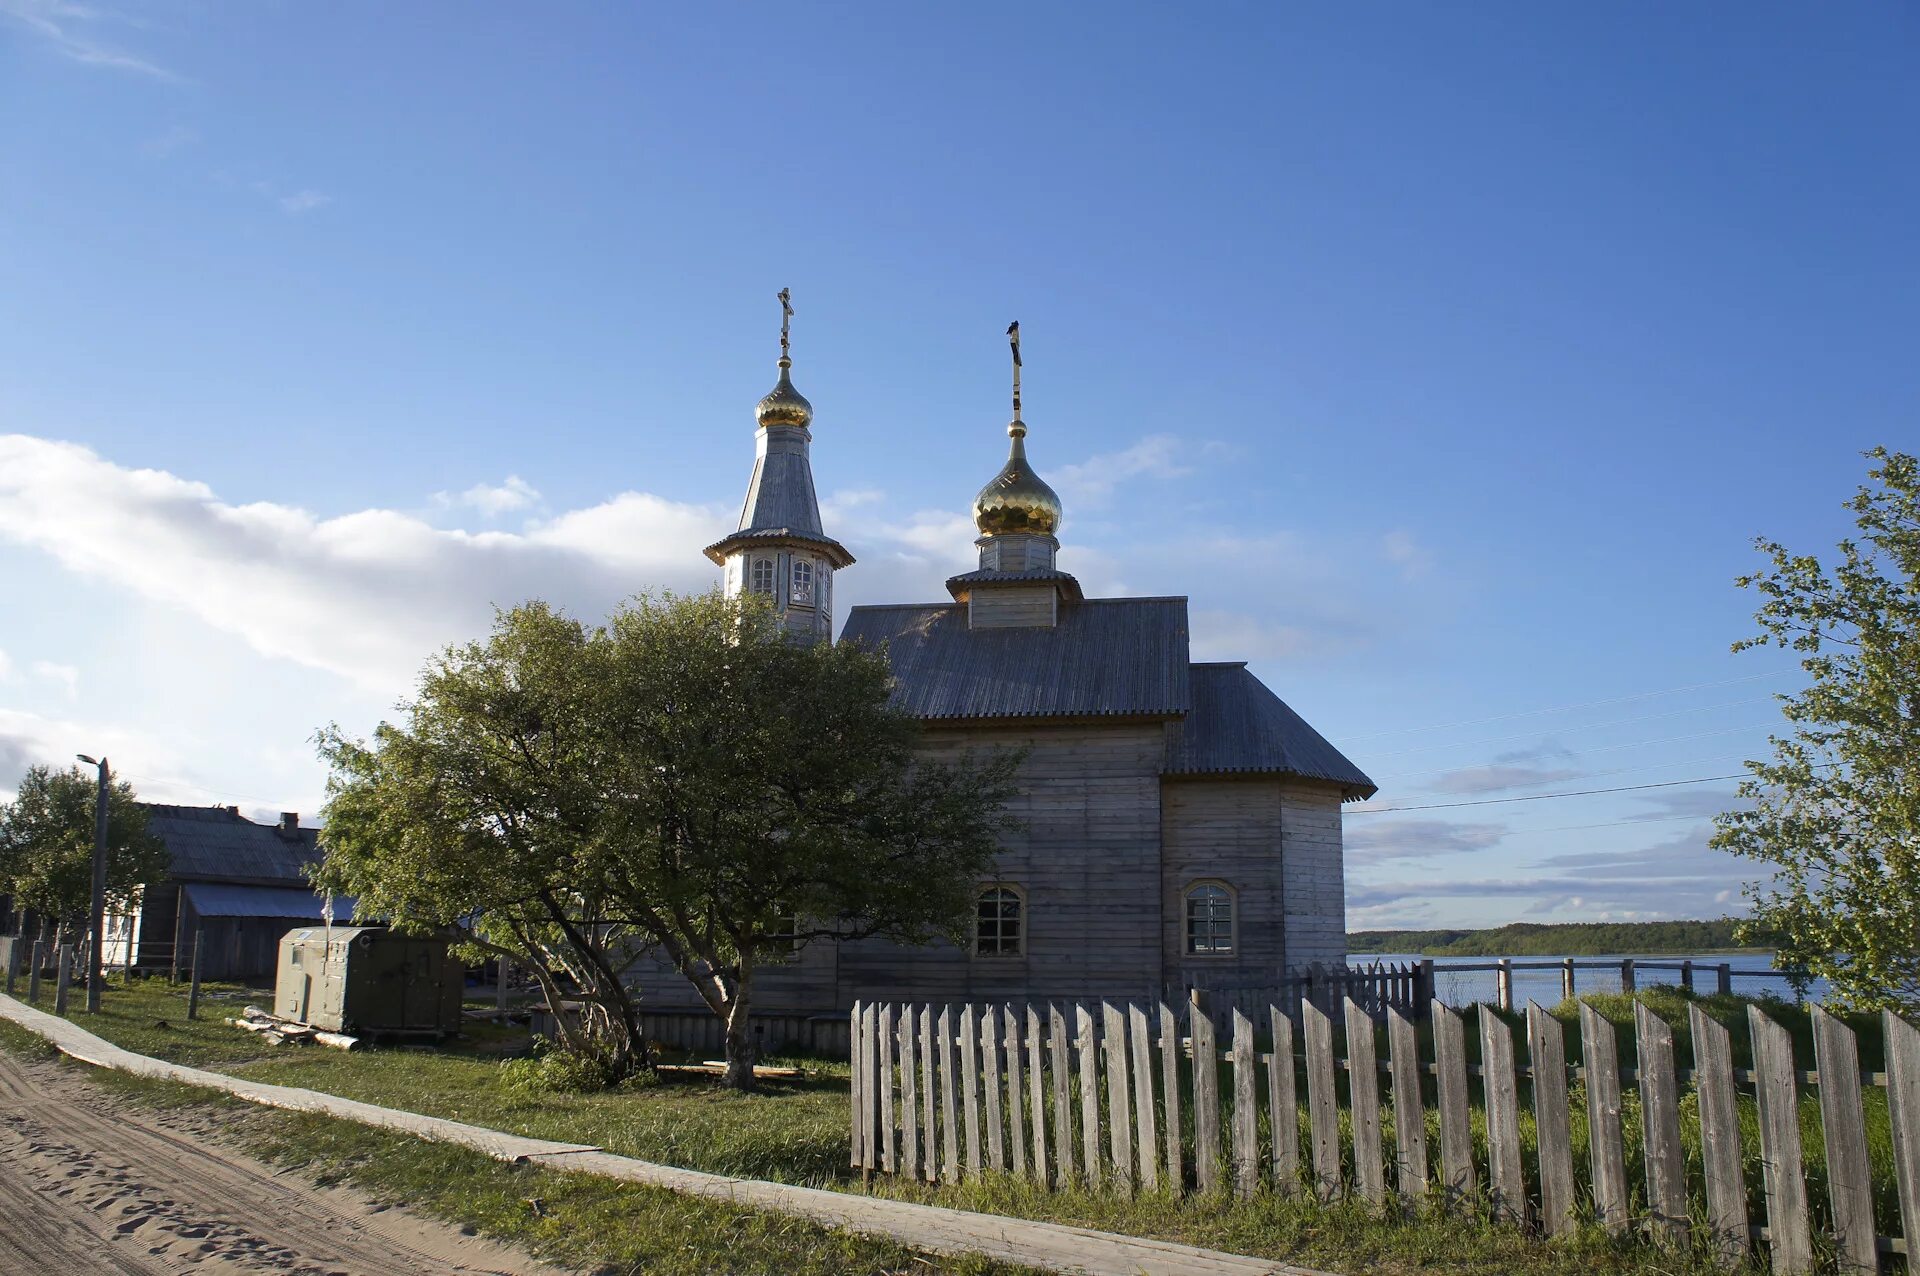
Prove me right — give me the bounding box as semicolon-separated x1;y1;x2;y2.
6;976;1892;1275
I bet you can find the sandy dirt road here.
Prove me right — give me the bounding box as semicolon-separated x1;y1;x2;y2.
0;1047;569;1275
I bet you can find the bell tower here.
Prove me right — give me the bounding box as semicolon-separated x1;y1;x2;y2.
704;289;854;642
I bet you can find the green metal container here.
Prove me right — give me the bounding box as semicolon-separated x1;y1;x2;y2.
273;925;464;1037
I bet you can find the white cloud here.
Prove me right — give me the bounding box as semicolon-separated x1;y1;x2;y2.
141;124;197;159
0;1;177;80
1344;818;1509;864
0;647;12;681
435;475;542;517
277;189;331;215
29;660;79;699
1428;763;1584;794
1054;435;1191;507
1380;530;1433;581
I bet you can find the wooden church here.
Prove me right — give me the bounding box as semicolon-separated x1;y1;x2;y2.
634;301;1373;1026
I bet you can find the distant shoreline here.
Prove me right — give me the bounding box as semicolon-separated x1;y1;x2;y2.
1347;918;1757;958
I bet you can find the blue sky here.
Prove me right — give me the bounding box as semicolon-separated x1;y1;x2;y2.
2;3;1914;928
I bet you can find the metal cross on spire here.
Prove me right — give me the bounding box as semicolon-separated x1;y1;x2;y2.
778;288;794;365
1007;320;1022;422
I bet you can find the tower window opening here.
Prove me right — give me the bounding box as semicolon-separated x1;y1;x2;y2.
791;557;814;604
750;558;775;596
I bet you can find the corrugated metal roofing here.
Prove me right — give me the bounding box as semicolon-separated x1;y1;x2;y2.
840;597;1193;719
182;883;349;919
143;804;322;885
1164;663;1378;799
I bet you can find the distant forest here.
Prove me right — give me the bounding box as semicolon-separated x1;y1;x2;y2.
1347;918;1759;957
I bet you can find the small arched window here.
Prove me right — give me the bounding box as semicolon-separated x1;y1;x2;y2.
791;557;814;603
1185;882;1235;956
749;558;775;595
974;885;1024;957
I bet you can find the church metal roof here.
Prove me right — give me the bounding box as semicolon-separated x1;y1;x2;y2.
840;597;1194;720
1164;663;1378;799
142;804;322;886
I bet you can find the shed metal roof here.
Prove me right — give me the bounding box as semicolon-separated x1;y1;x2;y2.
1164;663;1377;799
840;597;1193;720
142;804;322;886
182;882;349;919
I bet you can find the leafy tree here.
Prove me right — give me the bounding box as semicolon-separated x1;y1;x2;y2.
316;592;1020;1087
1714;447;1920;1012
0;765;169;942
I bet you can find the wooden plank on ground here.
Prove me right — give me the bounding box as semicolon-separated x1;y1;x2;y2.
1432;1000;1476;1204
1344;998;1383;1206
1004;1005;1028;1179
1103;1002;1134;1194
1231;1008;1259;1199
1027;1005;1048;1187
1050;1005;1075;1185
1525;1003;1574;1238
899;1006;920;1180
1885;1010;1920;1276
1811;1005;1877;1274
961;1004;983;1178
939;1006;960;1183
1634;1001;1686;1245
1077;1003;1103;1189
1129;1002;1159;1191
919;1007;937;1183
981;1005;1006;1173
1579;1001;1628;1234
1302;999;1341;1203
1269;1005;1300;1196
1191;1001;1220;1194
880;1004;898;1174
1161;1002;1185;1190
1386;1006;1425;1204
1478;1007;1526;1228
1688;1003;1747;1265
1750;1004;1813;1275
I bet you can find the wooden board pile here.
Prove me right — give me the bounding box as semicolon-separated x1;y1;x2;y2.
228;1004;360;1051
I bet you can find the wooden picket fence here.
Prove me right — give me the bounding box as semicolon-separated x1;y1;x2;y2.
850;995;1920;1273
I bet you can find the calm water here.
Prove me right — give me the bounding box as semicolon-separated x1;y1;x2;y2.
1347;951;1829;1007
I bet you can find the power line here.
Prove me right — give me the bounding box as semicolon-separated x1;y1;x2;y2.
1349;773;1750;814
1341;671;1786;743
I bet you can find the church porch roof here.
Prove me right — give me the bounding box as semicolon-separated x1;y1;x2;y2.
1163;662;1377;799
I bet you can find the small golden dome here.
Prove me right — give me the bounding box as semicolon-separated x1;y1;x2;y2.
755;360;813;430
973;422;1063;537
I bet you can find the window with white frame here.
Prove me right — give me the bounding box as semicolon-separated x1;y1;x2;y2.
749;557;775;595
1184;882;1235;956
791;556;814;604
974;885;1024;957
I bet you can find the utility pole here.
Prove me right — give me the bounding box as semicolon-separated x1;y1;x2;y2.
77;753;109;1013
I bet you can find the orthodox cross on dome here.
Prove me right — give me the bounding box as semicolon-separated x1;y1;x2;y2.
778;287;794;366
1007;320;1022;423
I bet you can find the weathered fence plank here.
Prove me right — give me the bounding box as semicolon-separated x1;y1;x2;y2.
899;1004;919;1180
1269;1005;1300;1196
1049;1005;1075;1184
851;1001;865;1170
862;1001;881;1171
1525;1003;1574;1237
1026;1005;1048;1187
919;1006;937;1183
1302;999;1342;1203
1635;1001;1686;1244
879;1004;898;1173
1579;1001;1629;1234
982;1006;1007;1172
1478;1007;1526;1227
1811;1006;1877;1274
1386;1006;1426;1204
1004;1005;1028;1179
1077;1003;1104;1188
1432;1000;1476;1204
1102;1003;1135;1193
1688;1004;1748;1265
1750;1005;1813;1274
1160;1001;1185;1190
1129;1002;1159;1191
1231;1008;1259;1199
1344;997;1383;1206
1885;1010;1920;1274
961;1004;983;1177
1191;1001;1221;1194
939;1005;960;1182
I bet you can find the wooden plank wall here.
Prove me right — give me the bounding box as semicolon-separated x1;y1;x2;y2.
852;995;1920;1272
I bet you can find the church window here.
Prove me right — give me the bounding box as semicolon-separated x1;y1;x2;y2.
791;557;814;603
1184;882;1235;956
764;905;800;959
749;557;775;595
974;885;1024;957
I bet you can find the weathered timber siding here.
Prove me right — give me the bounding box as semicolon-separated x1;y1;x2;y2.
1279;781;1346;971
1160;777;1285;988
968;586;1058;630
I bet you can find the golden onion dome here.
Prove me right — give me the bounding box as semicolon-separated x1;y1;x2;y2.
755;359;813;430
973;421;1063;537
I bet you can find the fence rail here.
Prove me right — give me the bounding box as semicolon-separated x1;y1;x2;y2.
852;994;1920;1273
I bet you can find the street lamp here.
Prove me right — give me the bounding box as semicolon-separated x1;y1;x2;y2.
76;754;109;1013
